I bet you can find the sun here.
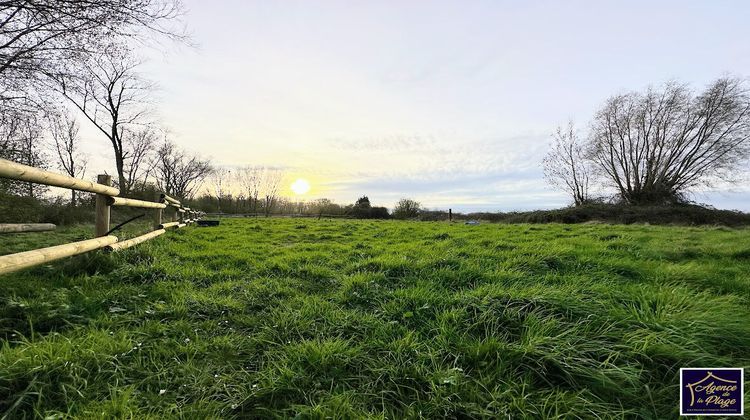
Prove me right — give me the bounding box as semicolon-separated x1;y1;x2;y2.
291;178;311;195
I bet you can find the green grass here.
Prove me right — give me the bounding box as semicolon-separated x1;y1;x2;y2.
1;218;749;418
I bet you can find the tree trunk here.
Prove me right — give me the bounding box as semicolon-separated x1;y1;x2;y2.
115;154;127;195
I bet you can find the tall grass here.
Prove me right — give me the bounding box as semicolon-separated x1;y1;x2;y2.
1;219;748;418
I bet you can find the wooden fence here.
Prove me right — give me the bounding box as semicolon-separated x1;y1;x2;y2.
0;158;204;275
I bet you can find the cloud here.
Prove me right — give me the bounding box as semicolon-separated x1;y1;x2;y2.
318;157;567;211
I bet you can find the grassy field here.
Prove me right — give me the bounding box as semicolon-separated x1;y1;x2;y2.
1;218;749;418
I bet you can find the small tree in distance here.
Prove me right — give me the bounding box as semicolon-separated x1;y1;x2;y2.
348;196;389;219
50;111;88;206
261;168;283;217
393;198;421;219
355;196;371;209
236;166;262;214
153;139;213;199
542;122;590;206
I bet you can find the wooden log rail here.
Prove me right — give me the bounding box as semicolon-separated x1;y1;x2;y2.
161;194;181;206
106;229;166;252
108;196;167;209
0;158;119;196
0;157;205;275
0;223;56;234
0;236;118;275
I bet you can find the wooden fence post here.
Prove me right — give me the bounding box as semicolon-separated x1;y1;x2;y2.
153;193;163;229
95;174;112;237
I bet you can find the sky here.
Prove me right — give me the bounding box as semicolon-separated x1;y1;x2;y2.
79;0;750;211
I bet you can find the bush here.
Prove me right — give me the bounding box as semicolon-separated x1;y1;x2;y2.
348;205;389;219
0;193;107;225
416;210;449;221
369;206;390;219
0;192;44;223
459;203;750;226
392;198;421;219
346;196;390;219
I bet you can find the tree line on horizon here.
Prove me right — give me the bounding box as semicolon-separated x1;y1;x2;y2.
193;183;423;220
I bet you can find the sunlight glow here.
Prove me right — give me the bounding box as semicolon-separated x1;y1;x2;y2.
291;178;311;195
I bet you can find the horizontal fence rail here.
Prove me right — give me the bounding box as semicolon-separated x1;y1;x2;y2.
0;158;204;275
0;223;56;233
0;158;120;196
161;194;181;206
0;236;118;275
108;196;167;209
106;229;166;252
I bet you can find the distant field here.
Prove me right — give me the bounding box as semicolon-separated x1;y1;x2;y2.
1;219;749;418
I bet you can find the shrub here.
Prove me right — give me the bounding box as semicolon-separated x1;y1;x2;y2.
392;198;421;219
461;203;750;226
346;196;390;219
369;206;389;219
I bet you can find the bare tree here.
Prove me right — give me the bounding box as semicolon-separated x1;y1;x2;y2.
236;166;262;214
542;122;591;206
53;46;155;194
0;106;23;160
154;139;212;199
121;128;157;193
49;110;87;205
261;168;283;217
588;77;750;204
13;114;47;197
0;0;185;106
210;167;230;213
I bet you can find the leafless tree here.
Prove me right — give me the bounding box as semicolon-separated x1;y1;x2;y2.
49;110;87;205
153;139;212;199
542;122;591;206
0;0;185;107
236;166;262;214
121;127;157;193
0;106;23;160
11;113;47;197
261;168;283;217
588;77;750;204
52;46;155;194
210;167;231;213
